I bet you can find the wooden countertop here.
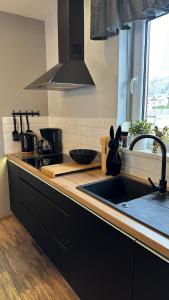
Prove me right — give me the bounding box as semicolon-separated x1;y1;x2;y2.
7;154;169;261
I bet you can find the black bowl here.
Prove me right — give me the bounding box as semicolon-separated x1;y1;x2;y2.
69;149;97;165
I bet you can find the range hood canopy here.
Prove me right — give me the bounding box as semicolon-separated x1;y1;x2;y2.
25;0;95;91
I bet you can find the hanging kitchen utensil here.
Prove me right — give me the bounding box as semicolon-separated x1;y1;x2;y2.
20;132;38;153
12;114;19;141
19;112;24;140
25;111;33;133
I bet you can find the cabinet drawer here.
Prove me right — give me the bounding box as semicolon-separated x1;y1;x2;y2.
19;168;76;214
20;177;72;249
19;202;70;281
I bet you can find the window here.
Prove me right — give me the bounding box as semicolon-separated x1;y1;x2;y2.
130;14;169;128
144;14;169;128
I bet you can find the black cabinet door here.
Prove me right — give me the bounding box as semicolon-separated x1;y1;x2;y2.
7;161;22;217
133;243;169;300
19;177;71;249
8;162;71;281
8;161;133;300
19;168;75;214
70;206;133;300
20;200;71;281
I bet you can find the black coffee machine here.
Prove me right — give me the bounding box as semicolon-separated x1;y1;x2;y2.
38;128;62;155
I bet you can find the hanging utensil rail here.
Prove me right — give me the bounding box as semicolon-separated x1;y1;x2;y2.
12;110;40;117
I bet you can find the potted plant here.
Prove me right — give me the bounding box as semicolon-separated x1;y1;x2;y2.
153;126;169;153
128;120;152;150
162;127;169;152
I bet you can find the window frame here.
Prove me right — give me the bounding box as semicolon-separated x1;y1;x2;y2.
129;20;148;121
130;14;169;123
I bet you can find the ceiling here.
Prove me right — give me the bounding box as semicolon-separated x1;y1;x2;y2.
0;0;57;21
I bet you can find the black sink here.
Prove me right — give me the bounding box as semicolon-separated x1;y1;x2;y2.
77;175;153;206
78;176;169;237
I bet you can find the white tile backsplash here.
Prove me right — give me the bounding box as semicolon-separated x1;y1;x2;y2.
48;117;115;154
2;116;48;154
3;115;167;186
1;116;115;155
121;149;169;183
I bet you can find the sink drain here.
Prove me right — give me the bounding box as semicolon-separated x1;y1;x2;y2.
121;202;129;208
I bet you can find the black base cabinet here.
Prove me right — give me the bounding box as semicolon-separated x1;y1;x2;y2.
8;161;169;300
8;161;133;299
133;243;169;300
69;206;133;300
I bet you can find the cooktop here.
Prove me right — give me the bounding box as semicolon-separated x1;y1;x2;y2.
14;153;71;169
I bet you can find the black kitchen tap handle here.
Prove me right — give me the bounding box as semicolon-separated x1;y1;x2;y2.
148;177;158;192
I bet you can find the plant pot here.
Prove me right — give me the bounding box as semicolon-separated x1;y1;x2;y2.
166;143;169;153
131;135;148;151
152;147;161;154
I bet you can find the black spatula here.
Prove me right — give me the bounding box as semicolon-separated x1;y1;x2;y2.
12;115;19;141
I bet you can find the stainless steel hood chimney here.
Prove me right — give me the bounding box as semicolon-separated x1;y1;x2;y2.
25;0;95;91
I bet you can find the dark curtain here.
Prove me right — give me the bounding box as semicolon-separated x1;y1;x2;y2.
91;0;169;40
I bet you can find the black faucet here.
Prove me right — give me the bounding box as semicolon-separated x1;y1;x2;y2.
129;134;167;194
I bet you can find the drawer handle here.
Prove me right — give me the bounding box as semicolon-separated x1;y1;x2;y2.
19;176;70;217
50;233;70;255
20;201;71;254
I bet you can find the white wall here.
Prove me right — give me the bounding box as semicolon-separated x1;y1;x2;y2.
0;12;48;218
0;11;48;117
0;157;10;218
45;0;119;119
0;11;48;156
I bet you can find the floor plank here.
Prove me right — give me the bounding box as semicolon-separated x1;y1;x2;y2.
20;284;54;300
0;272;21;300
0;286;20;300
0;252;7;274
0;216;31;252
0;216;79;300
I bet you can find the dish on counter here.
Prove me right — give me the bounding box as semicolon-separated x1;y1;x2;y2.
69;149;97;164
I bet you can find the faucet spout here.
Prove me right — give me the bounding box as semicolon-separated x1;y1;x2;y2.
129;134;167;194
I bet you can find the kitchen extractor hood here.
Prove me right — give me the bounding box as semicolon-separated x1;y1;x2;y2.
25;0;95;91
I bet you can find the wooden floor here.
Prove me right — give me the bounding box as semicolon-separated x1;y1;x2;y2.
0;216;79;300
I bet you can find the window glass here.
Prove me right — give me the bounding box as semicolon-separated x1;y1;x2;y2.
145;14;169;128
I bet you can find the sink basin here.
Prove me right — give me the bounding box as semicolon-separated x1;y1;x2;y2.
78;176;169;238
77;175;153;206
